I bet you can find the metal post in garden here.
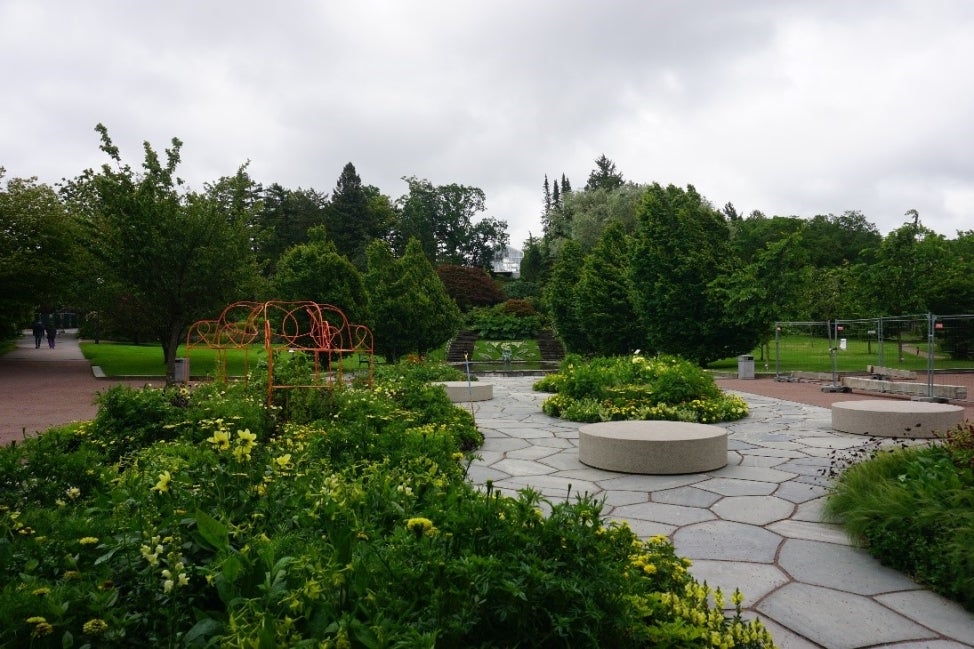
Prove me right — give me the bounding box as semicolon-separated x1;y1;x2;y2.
822;320;851;393
774;324;781;381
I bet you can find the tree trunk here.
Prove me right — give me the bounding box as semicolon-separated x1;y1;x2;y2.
162;325;183;384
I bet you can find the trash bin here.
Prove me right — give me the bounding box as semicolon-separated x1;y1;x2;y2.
173;357;190;383
737;354;755;380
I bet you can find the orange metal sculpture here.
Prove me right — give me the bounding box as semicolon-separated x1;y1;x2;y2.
186;301;374;403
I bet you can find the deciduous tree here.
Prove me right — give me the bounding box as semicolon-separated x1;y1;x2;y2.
76;124;260;379
271;226;369;324
0;171;77;331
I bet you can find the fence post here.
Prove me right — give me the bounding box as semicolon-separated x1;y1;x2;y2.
774;324;781;380
926;313;936;400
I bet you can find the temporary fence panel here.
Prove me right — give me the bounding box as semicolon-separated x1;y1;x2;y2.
773;314;974;403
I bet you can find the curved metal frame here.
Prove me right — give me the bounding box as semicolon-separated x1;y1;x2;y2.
186;300;374;403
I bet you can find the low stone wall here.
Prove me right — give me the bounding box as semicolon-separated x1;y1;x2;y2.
437;381;493;402
840;376;967;400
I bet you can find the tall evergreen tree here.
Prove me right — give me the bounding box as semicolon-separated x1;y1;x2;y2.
630;183;747;364
575;222;643;355
323;162;389;269
544;239;589;354
543;174;552;215
252;183;328;276
584;155;623;192
561;173;572;194
365;238;461;362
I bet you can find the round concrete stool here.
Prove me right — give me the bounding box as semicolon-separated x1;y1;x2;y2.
831;400;964;438
438;381;493;402
578;420;728;474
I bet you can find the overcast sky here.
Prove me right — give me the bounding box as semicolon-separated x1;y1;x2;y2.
3;0;973;248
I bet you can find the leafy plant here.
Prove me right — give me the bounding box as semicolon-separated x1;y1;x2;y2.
536;353;748;424
0;355;773;647
824;424;974;610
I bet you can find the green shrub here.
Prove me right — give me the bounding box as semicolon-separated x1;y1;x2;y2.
469;304;541;339
825;428;974;610
0;351;773;647
536;353;748;424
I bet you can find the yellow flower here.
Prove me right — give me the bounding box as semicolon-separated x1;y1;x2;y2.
26;616;47;624
273;454;292;470
66;486;81;499
79;536;99;545
32;587;51;596
151;470;172;493
31;621;54;638
406;517;436;537
207;430;231;450
82;618;109;635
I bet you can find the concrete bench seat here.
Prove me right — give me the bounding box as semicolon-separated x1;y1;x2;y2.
832;400;964;438
578;420;728;474
438;381;493;402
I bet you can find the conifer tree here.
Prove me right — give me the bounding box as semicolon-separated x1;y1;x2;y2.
544;239;589;354
575;222;643;355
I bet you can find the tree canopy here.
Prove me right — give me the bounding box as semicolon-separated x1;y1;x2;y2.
0;171;78;332
72;124;260;379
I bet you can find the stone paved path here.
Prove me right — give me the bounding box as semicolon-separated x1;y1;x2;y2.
466;377;974;648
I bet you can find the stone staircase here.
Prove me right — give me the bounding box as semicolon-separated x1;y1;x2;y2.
536;330;565;362
446;330;479;363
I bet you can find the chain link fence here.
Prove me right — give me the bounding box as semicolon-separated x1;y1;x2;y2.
771;314;974;404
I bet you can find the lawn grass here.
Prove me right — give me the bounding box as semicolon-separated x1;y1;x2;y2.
709;335;974;373
80;341;376;377
81;335;971;377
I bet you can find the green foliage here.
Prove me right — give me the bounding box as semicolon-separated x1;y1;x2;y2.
436;263;504;310
270;230;370;324
0;173;78;329
69;126;261;377
469;301;542;339
575;222;643;355
536;353;748;424
544;239;589;353
322;162;393;269
825;424;974;610
630;183;754;365
393;177;509;269
0;354;774;647
366;238;462;363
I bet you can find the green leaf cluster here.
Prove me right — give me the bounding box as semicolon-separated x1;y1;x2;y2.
0;359;773;647
535;353;749;424
825;423;974;610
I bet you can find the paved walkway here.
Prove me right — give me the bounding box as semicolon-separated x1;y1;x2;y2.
3;333;973;646
466;377;974;648
0;330;153;444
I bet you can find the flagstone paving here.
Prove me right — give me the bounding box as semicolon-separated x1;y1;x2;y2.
466;376;974;648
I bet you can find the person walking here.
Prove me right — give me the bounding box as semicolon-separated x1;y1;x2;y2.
31;320;45;349
44;322;57;349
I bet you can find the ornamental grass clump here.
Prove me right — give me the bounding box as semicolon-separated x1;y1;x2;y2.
535;353;749;423
825;421;974;611
0;355;771;647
